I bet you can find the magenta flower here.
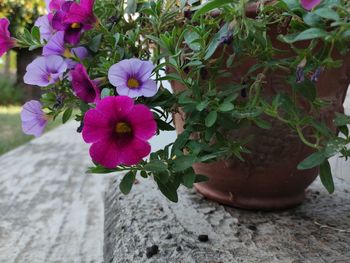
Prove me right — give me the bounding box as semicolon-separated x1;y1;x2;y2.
23;55;67;87
300;0;321;10
71;64;100;103
82;96;157;168
35;15;55;42
21;100;48;137
45;0;65;11
108;59;158;98
0;18;15;57
52;0;96;45
65;0;97;30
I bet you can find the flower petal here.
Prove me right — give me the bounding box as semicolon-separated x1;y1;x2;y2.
118;138;151;166
128;104;157;140
82;109;111;143
89;139;121;168
140;79;158;97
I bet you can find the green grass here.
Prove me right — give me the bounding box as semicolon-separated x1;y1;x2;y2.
0;106;61;156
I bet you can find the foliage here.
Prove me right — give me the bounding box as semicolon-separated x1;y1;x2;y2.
15;0;350;200
0;77;23;105
0;0;46;33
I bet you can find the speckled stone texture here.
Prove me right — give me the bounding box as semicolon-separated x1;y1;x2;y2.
104;177;350;263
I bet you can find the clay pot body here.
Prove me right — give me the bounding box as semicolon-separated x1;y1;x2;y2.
171;7;350;210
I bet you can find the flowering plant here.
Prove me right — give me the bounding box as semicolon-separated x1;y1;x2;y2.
2;0;350;202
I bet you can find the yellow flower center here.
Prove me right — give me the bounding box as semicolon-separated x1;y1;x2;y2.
127;78;140;89
71;23;81;29
47;74;52;81
115;122;132;134
63;48;73;58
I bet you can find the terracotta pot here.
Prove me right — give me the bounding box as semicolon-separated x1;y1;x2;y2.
171;4;350;210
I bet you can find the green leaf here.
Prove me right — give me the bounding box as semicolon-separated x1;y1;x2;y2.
279;28;328;43
31;26;41;42
334;113;350;126
314;7;339;21
196;100;209;111
101;88;112;98
254;118;271;129
319;160;335;194
172;130;190;154
144;160;168;172
218;101;234;112
205;23;229;60
182;171;196;188
205;111;217;127
192;0;233;20
173;155;196;172
119;171;136;195
155;178;178;202
125;0;137;14
88;34;103;53
62;108;73;124
184;30;201;51
297;151;325;170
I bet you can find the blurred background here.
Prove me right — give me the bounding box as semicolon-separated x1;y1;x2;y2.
0;0;60;155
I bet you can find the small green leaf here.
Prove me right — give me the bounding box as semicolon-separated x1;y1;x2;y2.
218;101;234;112
319;160;335;194
334;113;350;126
173;155;196;172
297;151;325;170
119;171;136;195
254;118;271;129
192;0;232;20
101;88;112;98
62;108;73;124
314;7;339;21
205;111;217;127
31;26;41;42
88;34;103;53
155;178;178;202
144;160;168;172
125;0;137;14
182;171;196;188
196;100;209;111
279;28;328;43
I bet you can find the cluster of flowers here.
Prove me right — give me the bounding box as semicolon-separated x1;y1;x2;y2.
0;0;322;169
0;0;158;169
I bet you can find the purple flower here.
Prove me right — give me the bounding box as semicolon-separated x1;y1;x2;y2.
42;31;66;56
311;67;324;82
35;15;55;42
0;18;15;57
82;96;157;168
71;64;100;103
66;46;89;69
24;55;67;87
21;100;48;137
108;58;158;98
300;0;322;11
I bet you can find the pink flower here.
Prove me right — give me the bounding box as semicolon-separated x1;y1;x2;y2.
71;64;100;103
300;0;321;10
21;100;48;137
82;96;157;168
0;18;15;57
65;0;97;30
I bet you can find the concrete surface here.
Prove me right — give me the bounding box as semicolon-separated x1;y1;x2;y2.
104;177;350;263
0;122;108;263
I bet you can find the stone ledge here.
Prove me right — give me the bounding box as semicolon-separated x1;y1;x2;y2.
104;177;350;263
